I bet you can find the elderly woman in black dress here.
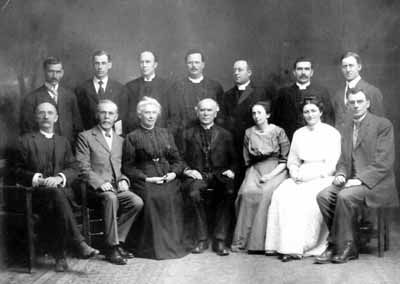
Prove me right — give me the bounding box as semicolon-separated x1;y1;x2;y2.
123;96;188;259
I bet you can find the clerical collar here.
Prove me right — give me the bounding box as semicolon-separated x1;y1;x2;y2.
45;82;59;92
296;81;311;90
237;80;251;91
188;75;204;84
353;112;367;124
201;123;214;130
40;130;54;139
93;76;109;86
143;73;156;82
346;76;361;89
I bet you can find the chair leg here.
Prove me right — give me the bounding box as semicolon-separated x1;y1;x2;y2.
25;190;34;273
377;208;384;257
384;210;390;251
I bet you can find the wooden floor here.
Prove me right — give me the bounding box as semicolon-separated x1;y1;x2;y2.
1;209;400;284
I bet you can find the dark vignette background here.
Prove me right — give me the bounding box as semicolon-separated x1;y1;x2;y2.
0;0;399;188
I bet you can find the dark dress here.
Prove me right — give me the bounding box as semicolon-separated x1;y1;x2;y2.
122;126;188;259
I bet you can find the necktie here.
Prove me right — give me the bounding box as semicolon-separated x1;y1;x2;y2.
344;83;351;105
98;80;105;97
48;87;58;104
353;121;361;148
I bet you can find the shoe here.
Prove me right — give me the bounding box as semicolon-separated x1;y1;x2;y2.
106;247;127;265
331;241;359;264
55;257;69;272
281;254;301;262
214;240;229;256
315;243;335;264
78;241;100;259
265;250;277;256
192;240;209;254
117;246;135;259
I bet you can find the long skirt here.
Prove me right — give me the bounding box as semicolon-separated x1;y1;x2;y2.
127;179;189;259
265;177;332;256
232;158;287;251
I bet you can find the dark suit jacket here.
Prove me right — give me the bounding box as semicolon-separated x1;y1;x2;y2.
219;82;271;151
166;77;224;136
75;126;129;190
15;132;78;187
336;112;398;208
20;85;83;143
75;79;129;133
125;76;170;131
182;124;238;175
333;79;385;130
271;82;335;141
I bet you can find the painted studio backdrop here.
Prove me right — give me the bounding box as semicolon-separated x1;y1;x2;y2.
0;0;399;185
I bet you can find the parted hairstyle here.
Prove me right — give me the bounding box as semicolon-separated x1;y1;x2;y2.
136;96;162;117
301;96;324;113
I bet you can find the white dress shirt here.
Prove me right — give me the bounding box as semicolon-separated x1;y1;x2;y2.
93;76;109;94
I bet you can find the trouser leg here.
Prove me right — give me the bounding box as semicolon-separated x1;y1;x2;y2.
331;186;366;251
210;175;235;241
183;179;208;241
116;190;143;243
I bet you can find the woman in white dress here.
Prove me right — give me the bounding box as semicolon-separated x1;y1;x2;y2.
265;97;341;262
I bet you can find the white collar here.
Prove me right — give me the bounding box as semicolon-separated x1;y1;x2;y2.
93;76;109;86
40;130;54;139
99;126;113;138
188;75;204;84
45;82;59;92
346;76;361;89
237;80;251;91
353;112;367;124
296;81;311;90
143;73;156;82
201;123;214;130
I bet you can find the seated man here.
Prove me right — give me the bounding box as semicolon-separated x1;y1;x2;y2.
15;102;99;272
315;89;399;264
182;98;237;256
75;99;143;265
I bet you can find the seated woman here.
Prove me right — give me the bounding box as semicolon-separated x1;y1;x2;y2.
122;96;188;260
232;101;290;252
265;97;341;262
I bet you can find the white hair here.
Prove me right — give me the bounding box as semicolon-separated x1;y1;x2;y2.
136;96;162;117
195;98;220;112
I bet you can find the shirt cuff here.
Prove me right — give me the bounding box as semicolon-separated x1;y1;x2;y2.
32;173;43;187
58;173;67;187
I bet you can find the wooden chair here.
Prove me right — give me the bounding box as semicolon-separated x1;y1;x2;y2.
376;207;390;257
2;184;92;273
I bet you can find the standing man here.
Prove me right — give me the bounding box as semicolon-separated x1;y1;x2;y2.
333;51;385;129
75;50;128;135
272;56;335;141
219;60;271;187
220;59;272;154
15;102;99;272
125;50;170;131
167;49;224;147
75;100;143;265
20;57;83;144
182;98;237;256
315;88;398;264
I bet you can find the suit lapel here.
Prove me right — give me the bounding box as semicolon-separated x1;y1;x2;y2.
194;127;204;152
105;80;114;96
354;113;371;149
238;84;253;105
53;134;64;172
210;126;220;150
93;127;111;152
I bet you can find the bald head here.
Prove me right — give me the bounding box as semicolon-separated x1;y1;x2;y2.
233;60;251;85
